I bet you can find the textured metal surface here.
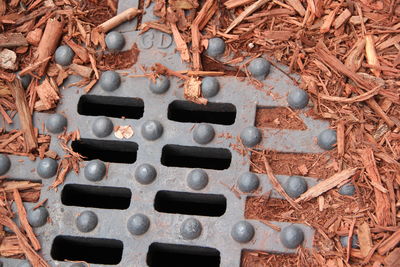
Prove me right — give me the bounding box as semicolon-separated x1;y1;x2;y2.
0;1;334;266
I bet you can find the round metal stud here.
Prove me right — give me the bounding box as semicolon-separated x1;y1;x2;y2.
181;218;202;240
339;183;355;196
240;126;262;147
46;113;67;134
37;158;58;179
92;116;113;138
248;58;271;80
84;160;106;182
55;45;74;66
287;89;309;109
280;225;304;249
187;169;209;190
238;172;260;193
105;31;125;51
340;235;359;248
76;211;98;233
127;213;150;235
231;221;255;243
100;70;121;91
149;75;170;94
135;164;157;185
193;124;215;144
18;73;31;89
141;120;163;140
285;176;308;198
0;154;11;175
201;77;219;98
207;37;225;57
28;207;49;227
317;129;337;150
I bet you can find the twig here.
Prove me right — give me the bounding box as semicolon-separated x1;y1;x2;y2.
225;0;269;33
262;155;301;210
97;8;142;33
7;79;37;152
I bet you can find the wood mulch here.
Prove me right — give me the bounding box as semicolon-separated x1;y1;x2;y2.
0;0;399;266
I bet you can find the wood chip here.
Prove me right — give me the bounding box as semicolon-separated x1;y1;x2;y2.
365;35;381;77
13;188;41;251
378;229;400;255
360;148;392;227
333;8;351;29
225;0;269;33
358;221;373;258
0;33;28;48
7;79;37;152
96;8;142;33
296;168;357;202
285;0;305;16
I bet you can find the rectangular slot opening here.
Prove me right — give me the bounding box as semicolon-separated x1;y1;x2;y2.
154;190;226;217
51;236;123;265
161;145;231;170
61;184;131;210
168;100;236;125
71;139;138;163
147;243;220;267
78;95;144;119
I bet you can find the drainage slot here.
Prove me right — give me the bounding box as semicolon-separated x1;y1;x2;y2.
61;184;131;210
168;100;236;125
154;190;226;217
78;95;144;119
51;236;123;265
147;243;220;267
161;145;231;170
71;139;138;163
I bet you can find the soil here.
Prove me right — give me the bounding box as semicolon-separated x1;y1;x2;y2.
255;107;307;130
250;150;337;179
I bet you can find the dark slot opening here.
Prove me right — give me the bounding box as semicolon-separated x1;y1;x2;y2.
147;243;220;267
61;184;131;210
168;100;236;125
154;190;226;217
161;145;231;170
71;139;138;163
78;95;144;119
51;236;123;265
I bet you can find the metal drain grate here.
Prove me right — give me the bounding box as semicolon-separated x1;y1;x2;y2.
0;1;336;266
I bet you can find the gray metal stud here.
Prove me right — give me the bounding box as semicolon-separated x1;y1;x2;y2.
207;37;225;57
231;221;255;243
106;31;126;51
201;77;220;98
76;211;98;233
317;129;337;150
127;214;150;235
238;172;260;193
55;45;74;66
193;124;215;144
27;207;49;227
187;169;209;190
285;176;307;198
92;116;113;138
141;120;163;140
280;225;304;249
287;89;309;109
339;183;355;196
0;154;11;175
149;75;170;94
84;160;106;182
240;126;261;147
46;113;67;134
180;218;202;240
135;164;157;185
37;158;58;179
248;58;271;80
100;71;121;91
